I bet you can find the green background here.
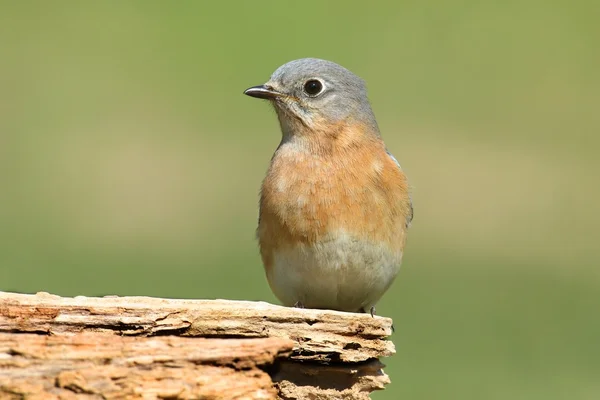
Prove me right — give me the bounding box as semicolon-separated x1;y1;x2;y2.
1;2;598;398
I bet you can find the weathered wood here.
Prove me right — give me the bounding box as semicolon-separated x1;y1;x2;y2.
0;291;394;399
0;333;291;400
0;291;394;362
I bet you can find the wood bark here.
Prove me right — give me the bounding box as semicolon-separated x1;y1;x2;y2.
0;291;394;399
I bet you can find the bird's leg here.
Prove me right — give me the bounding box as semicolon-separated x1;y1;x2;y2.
359;306;376;317
293;301;305;309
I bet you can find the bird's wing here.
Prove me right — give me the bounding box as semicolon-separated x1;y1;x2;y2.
386;149;413;228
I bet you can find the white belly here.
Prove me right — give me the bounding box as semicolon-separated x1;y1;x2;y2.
266;232;402;312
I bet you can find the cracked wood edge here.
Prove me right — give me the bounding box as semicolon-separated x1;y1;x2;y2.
274;359;391;400
0;291;395;363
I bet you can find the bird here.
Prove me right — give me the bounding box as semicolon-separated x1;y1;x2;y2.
243;58;412;315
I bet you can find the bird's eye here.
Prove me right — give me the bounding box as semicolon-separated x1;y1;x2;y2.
303;79;323;96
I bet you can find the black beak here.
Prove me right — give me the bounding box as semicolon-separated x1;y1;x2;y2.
243;85;282;99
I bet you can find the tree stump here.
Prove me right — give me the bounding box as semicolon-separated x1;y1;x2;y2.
0;291;394;399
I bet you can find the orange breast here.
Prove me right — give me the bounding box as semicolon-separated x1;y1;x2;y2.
258;133;411;273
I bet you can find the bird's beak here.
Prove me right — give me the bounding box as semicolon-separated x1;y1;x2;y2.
243;85;283;100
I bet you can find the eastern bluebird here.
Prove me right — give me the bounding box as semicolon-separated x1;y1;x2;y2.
244;58;413;315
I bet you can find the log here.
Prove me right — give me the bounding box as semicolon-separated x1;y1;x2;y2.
0;291;394;399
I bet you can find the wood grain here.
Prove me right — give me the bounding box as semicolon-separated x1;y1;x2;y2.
0;291;394;399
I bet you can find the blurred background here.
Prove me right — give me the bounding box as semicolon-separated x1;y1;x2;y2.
1;1;598;398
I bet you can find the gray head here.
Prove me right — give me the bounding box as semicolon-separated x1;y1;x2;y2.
244;58;379;136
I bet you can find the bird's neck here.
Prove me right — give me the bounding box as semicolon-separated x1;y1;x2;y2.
277;117;382;157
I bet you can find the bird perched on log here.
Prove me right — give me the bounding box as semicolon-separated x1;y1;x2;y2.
244;58;413;316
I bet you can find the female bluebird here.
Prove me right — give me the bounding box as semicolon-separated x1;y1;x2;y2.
244;58;413;315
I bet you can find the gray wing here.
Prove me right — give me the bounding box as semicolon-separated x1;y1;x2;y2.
386;149;413;228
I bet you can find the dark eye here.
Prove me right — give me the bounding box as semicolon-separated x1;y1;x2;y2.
303;79;323;96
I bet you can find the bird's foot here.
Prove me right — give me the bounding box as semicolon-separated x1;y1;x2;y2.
369;306;376;318
293;301;305;309
359;306;376;318
360;306;395;333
